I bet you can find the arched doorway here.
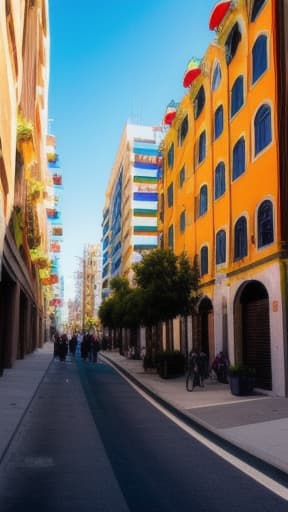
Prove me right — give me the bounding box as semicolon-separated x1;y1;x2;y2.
239;281;272;390
198;296;213;359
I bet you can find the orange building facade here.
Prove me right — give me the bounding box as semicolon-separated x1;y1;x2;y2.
159;0;288;396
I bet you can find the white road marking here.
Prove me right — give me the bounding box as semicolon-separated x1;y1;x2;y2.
105;359;288;501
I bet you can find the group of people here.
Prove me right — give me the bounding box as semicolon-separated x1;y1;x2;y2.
186;349;229;391
53;331;101;363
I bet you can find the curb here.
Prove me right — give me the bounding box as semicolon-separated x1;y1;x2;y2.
101;352;288;486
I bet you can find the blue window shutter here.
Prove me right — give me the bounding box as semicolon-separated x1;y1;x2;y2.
199;185;208;215
252;35;267;83
232;137;245;180
199;131;206;163
255;104;272;156
215;162;225;199
216;230;226;264
234;217;247;259
258;200;274;247
200;246;208;275
231;76;244;117
214;105;223;140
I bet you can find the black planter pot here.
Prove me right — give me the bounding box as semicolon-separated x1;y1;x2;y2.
229;374;255;396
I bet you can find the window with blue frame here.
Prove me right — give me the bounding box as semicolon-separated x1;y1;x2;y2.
254;104;272;156
216;230;226;264
234;216;248;260
258;200;274;248
179;166;185;188
232;137;245;180
198;130;206;164
167;183;173;207
178;115;188;146
225;23;242;65
231;76;244;117
214;105;223;140
194;86;205;119
167;143;174;169
180;210;186;233
200;246;208;276
251;0;266;21
168;224;174;250
215;162;225;199
199;185;208;216
252;35;267;83
212;62;222;91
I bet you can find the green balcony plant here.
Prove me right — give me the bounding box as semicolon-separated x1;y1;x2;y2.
17;113;33;142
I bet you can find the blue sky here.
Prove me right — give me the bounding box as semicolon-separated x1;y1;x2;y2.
48;0;217;299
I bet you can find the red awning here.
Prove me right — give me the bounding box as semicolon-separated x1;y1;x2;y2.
163;110;176;125
183;67;201;88
209;1;231;30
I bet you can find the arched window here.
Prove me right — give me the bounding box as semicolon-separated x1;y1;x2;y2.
199;185;208;216
254;104;272;156
168;224;174;250
252;35;267;83
194;86;205;119
215;162;225;199
214;105;223;140
167;143;174;169
225;23;242;65
216;230;226;264
257;200;274;248
234;217;247;260
212;62;222;91
231;76;244;117
180;210;186;232
178;115;188;146
251;0;266;21
198;130;206;164
232;137;245;180
200;246;208;276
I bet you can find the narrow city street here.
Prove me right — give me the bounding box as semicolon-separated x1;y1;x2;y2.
0;356;287;512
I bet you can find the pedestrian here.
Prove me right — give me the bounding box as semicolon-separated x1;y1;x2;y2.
69;333;77;356
90;336;101;363
58;334;68;361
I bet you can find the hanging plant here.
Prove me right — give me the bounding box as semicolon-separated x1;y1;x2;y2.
28;178;44;203
17;113;33;142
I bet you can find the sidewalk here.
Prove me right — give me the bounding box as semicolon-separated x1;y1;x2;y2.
1;344;288;479
100;350;288;477
0;342;54;463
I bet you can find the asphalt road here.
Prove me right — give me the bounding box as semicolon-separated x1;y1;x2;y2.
0;356;287;511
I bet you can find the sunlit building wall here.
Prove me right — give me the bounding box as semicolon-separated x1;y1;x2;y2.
160;0;288;396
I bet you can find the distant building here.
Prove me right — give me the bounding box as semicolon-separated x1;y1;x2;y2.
82;244;101;326
102;123;163;298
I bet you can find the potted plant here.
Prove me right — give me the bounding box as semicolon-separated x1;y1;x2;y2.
228;364;256;396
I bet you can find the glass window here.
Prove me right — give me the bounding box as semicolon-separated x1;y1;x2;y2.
180;210;186;232
254;104;272;156
258;200;273;248
216;230;226;264
234;217;248;260
214;105;223;139
252;35;267;83
198;130;206;164
231;76;244;117
194;86;205;119
225;23;242;65
199;185;208;216
232;137;245;180
251;0;266;21
167;183;173;207
200;246;208;276
179;166;185;188
212;62;222;91
178;115;188;145
215;162;225;199
167;143;174;169
168;224;174;250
